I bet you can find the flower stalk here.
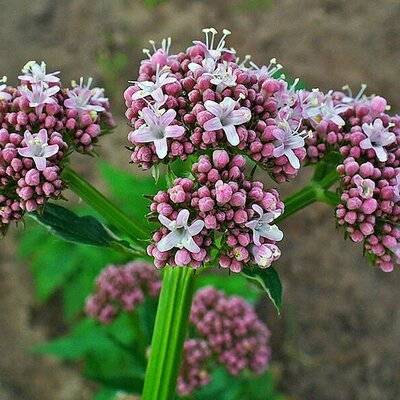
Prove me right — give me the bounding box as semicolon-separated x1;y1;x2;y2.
142;266;196;400
62;166;148;247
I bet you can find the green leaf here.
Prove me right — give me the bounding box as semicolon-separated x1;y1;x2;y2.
242;267;282;315
29;203;141;256
166;164;177;187
151;164;160;183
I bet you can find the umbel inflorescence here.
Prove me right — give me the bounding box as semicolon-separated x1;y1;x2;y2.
0;62;114;236
86;262;271;396
125;28;400;272
300;87;400;272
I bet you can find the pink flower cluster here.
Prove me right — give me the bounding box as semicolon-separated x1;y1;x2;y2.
86;264;271;396
0;62;114;236
179;286;271;395
147;149;284;272
124;29;308;182
85;261;162;324
301;87;400;271
178;339;211;396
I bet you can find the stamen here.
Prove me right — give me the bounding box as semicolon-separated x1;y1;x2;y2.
209;28;217;49
142;48;151;58
354;83;367;101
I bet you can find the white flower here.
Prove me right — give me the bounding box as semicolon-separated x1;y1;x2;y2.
203;97;251;146
130;65;176;102
18;61;60;85
249;58;283;79
188;58;217;74
272;120;307;169
17;129;59;171
157;209;205;253
245;204;283;246
64;77;105;113
130;106;185;159
252;244;281;268
360;119;396;162
20;82;60;112
206;61;237;92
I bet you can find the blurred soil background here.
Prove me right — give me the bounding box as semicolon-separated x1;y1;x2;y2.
1;0;400;399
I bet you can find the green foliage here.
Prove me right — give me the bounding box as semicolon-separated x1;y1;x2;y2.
18;217;126;319
242;267;283;315
29;203;140;256
194;367;285;400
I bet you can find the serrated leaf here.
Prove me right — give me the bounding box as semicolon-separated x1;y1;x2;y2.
242;267;282;315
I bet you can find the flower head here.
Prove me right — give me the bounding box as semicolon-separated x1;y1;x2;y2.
252;244;281;268
130;106;184;159
353;174;375;199
203;97;251;146
245;204;283;246
17;129;59;171
18;61;60;84
207;61;237;92
272;120;307;169
360;118;396;162
20;82;59;112
131;65;177;102
64;78;106;113
157;209;205;253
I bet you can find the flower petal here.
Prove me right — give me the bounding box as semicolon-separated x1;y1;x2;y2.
154;138;168;159
23;130;34;144
222;125;240;146
252;204;264;218
188;220;204;236
37;129;48;144
131;127;159;143
253;230;261;246
182;236;201;253
165;125;185;139
204;100;223;118
285;148;300;169
18;147;34;157
374;146;388;162
33;156;47;171
160;109;177;127
359;138;372;150
224;108;251;125
176;209;190;228
259;225;284;241
203;117;223;131
42;144;59;158
157;231;182;252
158;214;173;228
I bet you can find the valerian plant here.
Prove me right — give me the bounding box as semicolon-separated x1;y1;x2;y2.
1;27;400;399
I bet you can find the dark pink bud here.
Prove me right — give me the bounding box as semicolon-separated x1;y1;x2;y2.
18;186;33;200
25;169;41;186
345;161;359;176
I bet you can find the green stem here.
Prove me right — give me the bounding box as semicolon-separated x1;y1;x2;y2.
62;166;147;247
142;267;195;400
131;312;148;364
278;168;339;222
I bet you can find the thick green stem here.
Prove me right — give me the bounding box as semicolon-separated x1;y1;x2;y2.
62;167;147;246
142;267;195;400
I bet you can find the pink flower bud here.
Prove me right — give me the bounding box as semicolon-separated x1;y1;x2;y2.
175;249;192;266
212;150;230;169
230;192;246;207
169;185;186;203
215;180;233;204
361;198;378;215
25;169;41;186
370;96;387;115
199;197;215;213
233;209;248;224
